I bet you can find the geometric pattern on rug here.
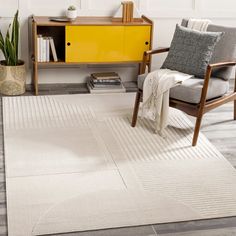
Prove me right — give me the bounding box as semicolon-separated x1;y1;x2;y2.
3;93;236;236
3;96;95;130
105;116;236;218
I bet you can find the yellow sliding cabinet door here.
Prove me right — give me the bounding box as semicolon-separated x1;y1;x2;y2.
123;26;151;61
66;26;124;63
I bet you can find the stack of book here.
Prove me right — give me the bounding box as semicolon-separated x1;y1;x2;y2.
122;1;134;23
37;35;58;62
112;1;143;23
87;72;126;94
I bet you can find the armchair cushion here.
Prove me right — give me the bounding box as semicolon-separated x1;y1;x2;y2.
137;73;229;104
208;24;236;80
181;19;236;80
161;24;223;78
170;77;229;103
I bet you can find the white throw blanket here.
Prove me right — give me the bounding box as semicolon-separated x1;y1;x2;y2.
142;69;193;135
187;18;211;32
141;19;210;135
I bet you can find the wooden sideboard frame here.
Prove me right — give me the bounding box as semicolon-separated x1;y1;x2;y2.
29;15;153;95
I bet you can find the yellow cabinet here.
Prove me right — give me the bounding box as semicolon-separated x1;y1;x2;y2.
66;25;152;63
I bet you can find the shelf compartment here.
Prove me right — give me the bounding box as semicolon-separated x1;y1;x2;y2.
37;26;65;62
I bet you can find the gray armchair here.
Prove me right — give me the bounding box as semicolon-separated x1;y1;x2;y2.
131;20;236;146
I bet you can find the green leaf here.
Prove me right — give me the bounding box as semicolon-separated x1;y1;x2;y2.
0;30;7;58
0;30;4;47
0;10;19;65
5;26;12;64
6;24;10;39
6;37;16;65
11;10;19;61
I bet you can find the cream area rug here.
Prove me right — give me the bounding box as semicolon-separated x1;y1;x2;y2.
3;93;236;236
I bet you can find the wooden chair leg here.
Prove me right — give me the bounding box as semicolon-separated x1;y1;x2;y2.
192;114;203;146
131;90;142;127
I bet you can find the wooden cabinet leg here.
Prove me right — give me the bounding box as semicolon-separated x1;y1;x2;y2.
33;62;38;96
138;63;142;75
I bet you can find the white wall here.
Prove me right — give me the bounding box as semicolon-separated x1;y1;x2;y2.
0;0;236;84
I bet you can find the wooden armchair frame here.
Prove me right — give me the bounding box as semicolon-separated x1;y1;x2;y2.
131;47;236;146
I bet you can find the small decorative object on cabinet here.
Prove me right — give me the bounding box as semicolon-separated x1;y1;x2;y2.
0;10;26;96
66;5;77;20
30;15;153;95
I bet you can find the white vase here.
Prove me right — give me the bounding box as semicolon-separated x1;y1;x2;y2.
66;10;77;20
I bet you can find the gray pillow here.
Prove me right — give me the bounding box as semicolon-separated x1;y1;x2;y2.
162;24;223;78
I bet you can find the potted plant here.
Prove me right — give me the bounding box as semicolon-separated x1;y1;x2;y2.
66;5;77;20
0;10;26;95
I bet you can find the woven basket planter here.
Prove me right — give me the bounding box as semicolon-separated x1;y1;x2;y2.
0;60;26;96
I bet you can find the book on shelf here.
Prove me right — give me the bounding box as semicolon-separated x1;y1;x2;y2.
92;81;122;86
37;35;48;62
46;38;50;62
90;72;121;85
49;37;58;62
92;78;121;84
90;84;123;89
90;76;121;84
90;80;122;88
87;80;126;94
121;1;134;22
36;35;58;62
42;37;47;62
92;78;121;83
88;71;125;93
122;2;127;23
112;1;142;22
91;72;120;79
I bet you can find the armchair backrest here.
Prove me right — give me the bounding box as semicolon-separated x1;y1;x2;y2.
181;19;236;80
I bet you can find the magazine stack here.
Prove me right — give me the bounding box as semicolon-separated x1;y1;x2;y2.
87;72;125;94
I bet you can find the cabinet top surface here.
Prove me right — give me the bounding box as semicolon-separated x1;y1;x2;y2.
32;16;152;26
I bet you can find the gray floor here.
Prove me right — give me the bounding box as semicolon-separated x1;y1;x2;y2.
0;81;235;236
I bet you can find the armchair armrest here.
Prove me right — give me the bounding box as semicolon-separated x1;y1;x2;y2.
199;61;236;110
207;61;236;96
205;61;236;87
208;61;236;69
140;47;170;74
144;47;170;56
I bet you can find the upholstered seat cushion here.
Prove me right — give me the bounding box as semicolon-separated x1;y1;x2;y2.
137;73;229;104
